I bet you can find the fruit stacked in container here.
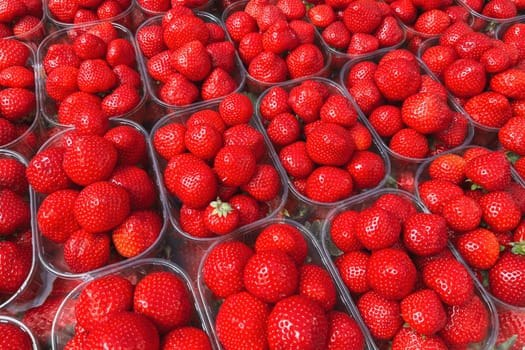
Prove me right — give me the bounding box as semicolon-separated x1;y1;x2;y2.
0;0;46;43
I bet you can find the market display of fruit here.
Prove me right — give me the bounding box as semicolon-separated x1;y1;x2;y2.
0;0;525;349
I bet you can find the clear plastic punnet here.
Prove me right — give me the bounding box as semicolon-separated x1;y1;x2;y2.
197;217;377;350
456;0;525;34
36;22;148;130
51;258;214;349
320;188;499;350
33;118;169;280
2;0;47;45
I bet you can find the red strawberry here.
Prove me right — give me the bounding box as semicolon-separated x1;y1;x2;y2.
392;327;448;350
163;14;209;50
37;189;80;243
490;68;525;100
298;263;337;311
153;123;187;160
215;292;270;350
499;117;525;155
214;145;256;187
357;290;403;340
335;250;370;294
26;147;71;194
456;228;500;270
57;91;102;126
63;229;110;273
367;248;417;300
288;82;323;123
104;125;147;166
171;40;211;82
464;150;512;191
0;87;35;121
163;327;212;350
347;79;384;116
373;56;421;102
354;206;401;250
347;33;380;56
479;191;521;232
223;124;265;160
164;153;218;208
428;153;466;184
179;205;213;238
0;66;35;89
439;295;489;345
255;223;308;264
308;4;336;28
0;241;31;294
422;257;474;306
101;84;141;117
441;194;483;232
46;66;79;102
248;51;288;83
389;128;429;159
443;58;486;98
77;59;117;94
105;38;135;68
267;295;328;350
482;0;517;18
219;93;253;126
342;0;382;34
75;275;133;331
136;24;166;59
73;181;130;233
374;193;418;224
403;213;448;256
464;91;512;128
401;92;452;134
147;50;177;83
414;9;451;35
243;249;298;303
0;322;33;350
0;157;28;195
0;0;26;23
346;150;385;190
277;0;306;20
329;209;362;253
159;73;200;106
305;166;353;203
201;67;238;101
0;189;29;235
202;240;253;298
22;297;64;347
203;198;240;235
0;39;30;71
86;312;159;349
306;122;354;166
256;4;287;32
286;43;325;79
238;32;264;65
240;163;280;202
279;141;314;178
417;178;464;214
225;11;257;43
368;105;403;137
133;271;192;333
401;289;447;335
206;41;236;73
262;20;299;54
112;210;162;258
109;166;155;210
489;251;525;306
496;308;525;350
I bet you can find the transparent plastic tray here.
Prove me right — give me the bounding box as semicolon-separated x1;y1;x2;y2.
197;217;377;350
33;118;169;279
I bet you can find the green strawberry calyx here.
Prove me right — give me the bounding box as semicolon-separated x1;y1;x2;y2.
510;241;525;256
210;198;234;218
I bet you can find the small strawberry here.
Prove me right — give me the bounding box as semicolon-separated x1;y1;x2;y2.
403;212;448;256
163;14;209;50
262;20;299;54
0;241;31;294
357;290;403;340
200;67;237;101
456;228;500;270
153;123;187;161
267;295;328;350
490;68;525;100
464;150;512;191
401;289;447;336
499;116;525;155
109;166;156;210
428;153;466;184
368;105;403;137
135;24;166;59
179;205;213;238
279;141;314;178
496;308;525;350
0;157;27;195
288;82;323;123
225;11;257;43
112;210;162;258
240;163;281;202
489;251;525;306
298;263;337;311
26;147;71;194
203;198;240;235
389;128;429;159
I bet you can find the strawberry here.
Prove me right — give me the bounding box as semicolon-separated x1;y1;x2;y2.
464;150;512;191
254;223;307;264
490;68;525;100
0;87;35;121
456;228;500;270
305;166;353;203
159;73;200;106
163;327;212;350
243;249;298;303
329;209;362;253
240;163;280;202
164;153;218;209
482;0;517;18
401;289;447;335
342;0;382;34
267;295;329;350
441;195;482;232
73;181;130;233
443;58;486;98
112;210;162;258
37;189;80;243
135;24;166;59
266;112;301;146
389;128;429;159
42;44;81;75
480;46;512;73
26;147;71;194
147;51;177;83
0;189;30;235
428;153;466;184
373;56;421;102
104;125;147;166
163;14;209;50
0;157;27;195
0;39;30;71
248;51;288;83
375;16;404;48
286;43;325;79
374;193;418;224
203;198;240;235
215;291;270;350
86;312;159;349
479;191;521;232
367;248;417;300
171;40;211;82
133;271;192;333
401;92;452;134
354;206;401;250
262;20;299;54
45;66;79;102
421;45;458;78
357;290;403;340
496;308;525;350
0;66;35;89
346;150;385;190
153;123;187;160
489;251;525;306
75;275;133;331
57;91;102;126
238;32;264;65
63;229;110;273
214;145;256;187
184;122;223;160
0;322;33;350
403;213;448;256
0;118;16;146
279;141;314;178
308;4;336;28
109;166;155;210
464;91;512;128
414;9;451;35
417;179;464;214
0;0;26;23
101;83;141;117
422;257;474;306
137;0;169;12
22;296;64;347
288;82;323;123
77;59;117;94
392;327;448;350
306;122;354;166
499;117;525;155
179;205;213;238
335;250;370;294
0;241;31;294
73;33;107;60
225;11;257;43
368;105;403;137
327;311;365;350
298;263;337;310
256;5;287;32
439;295;489;345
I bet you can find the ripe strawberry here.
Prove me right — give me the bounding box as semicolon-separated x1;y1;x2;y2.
37;189;79;243
254;223;307;264
256;4;287;32
240;163;281;202
147;50;177;83
77;59;117;93
490;68;525;100
179;205;213;238
0;87;35;121
0;189;30;235
354;206;401;250
357;290;403;340
153;123;186;160
104;125;147;166
0;0;26;23
201;67;237;101
74;181;130;233
163;327;212;350
133;271;192;333
26;147;71;194
441;194;483;232
335;250;370;294
480;46;512;73
298;263;337;310
184;123;222;161
203;198;240;235
223;124;265;161
214;145;256;187
417;179;465;214
402;92;452;134
171;40;211;82
347;79;384;116
63;229;110;273
439;295;489;345
0;66;35;89
308;4;336;27
392;327;448;350
262;20;299;54
288;82;323;123
0;241;31;294
456;228;500;270
342;0;382;34
428;153;466;184
136;24;166;59
86;312;159;349
482;0;517;18
422;257;474;306
0;39;30;72
215;291;270;350
22;296;65;347
279;141;314;178
243;249;298;303
305;166;353;203
346;150;385;190
373;56;421;102
464;91;512;128
327;311;365;350
375;16;404;48
238;32;264;65
489;251;525;306
401;289;447;335
266;112;301;146
319;94;358;128
225;11;257;43
444;58;485;98
499;117;525;155
479;191;521;232
403;213;448;256
45;66;79;101
368;105;403;137
496;308;525;350
389;128;429;159
163;14;209;50
267;295;329;350
305;122;354;166
248;51;288;83
75;275;133;331
0;118;16;145
465;150;512;191
112;210;162;258
164;153;218;209
0;157;27;195
101;84;141;117
57;91;102;126
286;43;325;79
0;322;33;350
109;166;155;210
414;9;451;35
367;248;417;300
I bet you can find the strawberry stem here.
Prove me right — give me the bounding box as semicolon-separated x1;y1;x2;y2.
210;198;233;218
510;241;525;256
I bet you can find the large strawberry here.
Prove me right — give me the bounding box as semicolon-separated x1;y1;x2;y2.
489;251;525;307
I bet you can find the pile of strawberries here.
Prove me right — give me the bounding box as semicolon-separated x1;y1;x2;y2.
61;264;212;349
307;0;404;58
0;0;44;41
415;147;525;348
462;0;525;23
153;93;283;238
39;21;145;130
0;39;37;151
258;78;387;204
344;49;470;160
327;190;491;348
223;0;328;87
27;122;164;275
46;0;133;25
0;152;32;306
201;221;366;349
135;8;240;108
